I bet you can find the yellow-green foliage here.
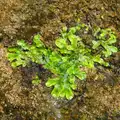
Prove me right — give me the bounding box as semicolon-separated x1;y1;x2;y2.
7;23;118;100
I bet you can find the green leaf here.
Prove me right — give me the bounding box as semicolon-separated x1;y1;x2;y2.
8;47;20;52
61;32;67;39
59;89;66;98
88;60;94;68
100;31;106;38
94;27;101;37
92;40;100;49
109;46;118;53
49;52;61;62
70;83;77;90
62;57;68;62
93;55;109;66
33;34;40;41
69;27;77;34
7;53;18;62
68;34;80;48
69;76;75;83
103;62;109;66
108;34;116;44
11;60;26;68
67;66;74;75
76;71;86;80
59;48;71;54
66;45;74;50
103;50;112;57
62;26;67;32
32;75;41;85
17;40;29;50
51;84;62;98
93;55;104;63
33;34;44;47
11;62;18;68
46;78;59;87
65;88;74;100
55;38;67;48
103;45;118;57
32;79;41;85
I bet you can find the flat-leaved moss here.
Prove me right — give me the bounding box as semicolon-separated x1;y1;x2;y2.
7;23;118;99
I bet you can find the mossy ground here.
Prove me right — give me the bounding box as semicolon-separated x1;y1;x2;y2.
0;0;120;119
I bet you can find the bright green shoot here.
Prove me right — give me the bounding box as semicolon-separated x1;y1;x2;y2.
7;23;118;100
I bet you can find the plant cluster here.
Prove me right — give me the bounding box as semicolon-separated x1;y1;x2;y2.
32;74;41;85
7;23;118;99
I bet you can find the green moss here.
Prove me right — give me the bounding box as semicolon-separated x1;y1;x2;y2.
7;23;118;100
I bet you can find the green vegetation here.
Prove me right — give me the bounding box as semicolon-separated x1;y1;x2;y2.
32;74;41;85
92;28;118;57
7;23;118;100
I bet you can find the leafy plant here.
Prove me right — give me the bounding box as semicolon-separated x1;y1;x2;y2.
92;28;118;57
7;34;46;67
7;23;118;100
32;74;41;85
